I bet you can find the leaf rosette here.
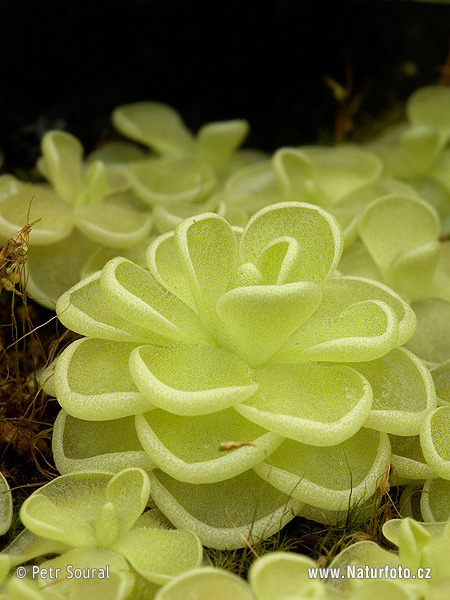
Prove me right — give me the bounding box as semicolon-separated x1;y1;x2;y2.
0;131;154;307
0;468;202;599
51;202;435;548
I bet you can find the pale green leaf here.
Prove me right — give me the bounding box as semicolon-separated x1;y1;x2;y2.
174;213;238;329
54;338;156;420
112;102;196;156
249;552;326;600
115;528;202;584
216;281;322;366
105;468;151;535
100;257;212;344
235;362;372;446
127;156;215;205
240;202;343;285
254;428;391;511
52;410;154;475
154;568;253;600
149;469;299;550
20;495;97;547
420;406;450;479
350;348;436;435
40;131;84;202
129;344;258;416
196;120;249;171
135;407;283;483
56;271;168;343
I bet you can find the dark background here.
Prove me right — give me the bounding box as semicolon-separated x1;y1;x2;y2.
1;0;449;169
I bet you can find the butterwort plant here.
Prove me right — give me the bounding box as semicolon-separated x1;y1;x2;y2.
0;468;203;599
46;201;436;549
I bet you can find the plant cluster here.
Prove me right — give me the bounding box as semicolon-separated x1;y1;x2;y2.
1;85;450;597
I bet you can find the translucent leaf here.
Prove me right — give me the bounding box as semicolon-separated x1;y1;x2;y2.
20;472;118;546
388;241;442;302
1;528;69;568
235;362;372;446
0;554;10;586
81;238;150;278
100;257;211;344
174;213;238;328
26;230;99;310
390;434;435;481
295;276;416;348
249;552;325;600
147;231;196;309
404;298;450;366
240;202;343;285
216;281;322;365
327;540;400;592
225;160;284;210
127;156;215;205
399;125;441;173
106;468;151;535
421;478;450;522
56;271;168;343
391;517;432;571
38;546;134;600
112;102;196;156
332;177;419;245
129;344;258;416
420;406;450;479
358;195;440;275
21;494;97;547
40;130;84;202
95;501;119;547
352;348;436;435
87;140;149;164
135;407;283;483
154;568;253;600
151;195;217;234
76;159;107;206
74;193;153;248
338;241;383;281
0;176;73;243
276;299;399;363
196;120;249;171
254;428;390;511
407;86;450;148
8;576;67;599
54;338;155;420
52;410;154;475
149;469;300;550
431;359;450;404
115;528;202;584
273;146;382;207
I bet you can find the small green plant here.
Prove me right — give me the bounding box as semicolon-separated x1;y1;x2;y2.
0;468;202;598
44;200;436;549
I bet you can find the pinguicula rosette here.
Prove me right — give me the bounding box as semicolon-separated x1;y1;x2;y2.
325;515;450;600
0;130;153;308
48;201;436;549
0;468;203;599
